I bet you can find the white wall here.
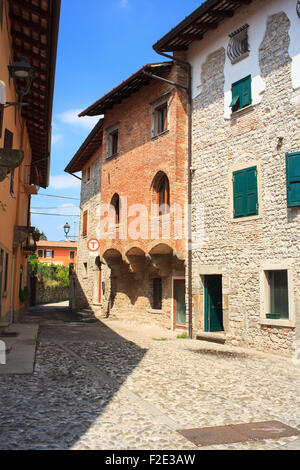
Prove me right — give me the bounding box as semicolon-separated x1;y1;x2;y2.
187;0;300;119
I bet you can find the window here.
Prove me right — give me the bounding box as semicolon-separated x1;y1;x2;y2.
230;75;252;112
153;278;162;310
4;253;8;293
0;106;3;138
10;169;14;196
107;128;119;158
152;172;170;215
286;152;300;207
45;250;54;258
85;166;91;183
0;0;3;29
83;262;88;277
38;250;44;258
70;251;75;260
83;210;88;237
233;166;258;218
153;100;168;137
111;193;120;225
265;270;289;320
227;24;249;64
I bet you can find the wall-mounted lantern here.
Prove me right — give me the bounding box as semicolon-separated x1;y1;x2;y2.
8;57;35;108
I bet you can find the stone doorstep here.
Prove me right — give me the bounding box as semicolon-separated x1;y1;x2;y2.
195;331;226;344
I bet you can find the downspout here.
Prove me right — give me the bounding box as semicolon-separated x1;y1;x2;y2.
153;49;193;339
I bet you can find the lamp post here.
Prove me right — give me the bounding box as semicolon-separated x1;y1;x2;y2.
7;57;34;109
64;222;70;240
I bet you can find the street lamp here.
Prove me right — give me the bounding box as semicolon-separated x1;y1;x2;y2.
8;57;35;108
64;222;71;240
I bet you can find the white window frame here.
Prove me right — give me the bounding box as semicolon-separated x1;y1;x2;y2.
151;93;171;139
260;263;296;328
106;123;120;159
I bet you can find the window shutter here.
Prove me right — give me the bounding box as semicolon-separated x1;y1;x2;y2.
286;152;300;207
233;166;258;218
246;166;258;216
233;170;246;218
240;75;252;108
52;250;54;258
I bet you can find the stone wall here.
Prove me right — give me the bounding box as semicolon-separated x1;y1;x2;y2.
190;5;300;355
35;281;69;306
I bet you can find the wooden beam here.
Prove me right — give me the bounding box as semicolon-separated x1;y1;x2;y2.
212;10;235;18
12;30;48;51
193;22;219;30
10;14;47;35
180;33;204;41
12;0;49;20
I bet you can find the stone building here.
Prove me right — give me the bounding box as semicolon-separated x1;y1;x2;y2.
65;63;188;329
154;0;300;353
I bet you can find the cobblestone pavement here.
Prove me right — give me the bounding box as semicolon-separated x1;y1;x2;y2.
0;303;299;450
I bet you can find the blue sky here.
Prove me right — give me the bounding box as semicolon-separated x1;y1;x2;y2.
31;0;202;241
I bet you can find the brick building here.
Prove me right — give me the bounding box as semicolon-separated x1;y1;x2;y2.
65;62;189;329
36;240;77;268
154;0;300;354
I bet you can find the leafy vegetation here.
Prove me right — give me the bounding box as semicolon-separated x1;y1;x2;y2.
28;254;69;288
176;333;189;339
19;286;29;303
33;228;47;241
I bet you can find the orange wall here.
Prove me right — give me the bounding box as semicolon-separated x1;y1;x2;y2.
0;1;34;320
37;247;78;268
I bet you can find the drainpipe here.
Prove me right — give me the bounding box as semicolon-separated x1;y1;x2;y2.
153;49;193;339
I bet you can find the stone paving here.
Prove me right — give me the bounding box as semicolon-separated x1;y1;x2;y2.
0;302;299;450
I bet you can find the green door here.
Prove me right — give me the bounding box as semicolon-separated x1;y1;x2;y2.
174;280;186;326
205;275;223;332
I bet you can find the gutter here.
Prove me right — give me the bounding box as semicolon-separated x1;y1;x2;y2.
153;48;193;339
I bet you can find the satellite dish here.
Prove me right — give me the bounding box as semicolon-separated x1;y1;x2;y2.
0;81;6;105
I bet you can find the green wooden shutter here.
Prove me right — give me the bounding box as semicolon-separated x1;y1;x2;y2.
233;170;246;218
286;152;300;207
231;76;252;111
233;166;258;218
246;166;258;216
240;75;252;108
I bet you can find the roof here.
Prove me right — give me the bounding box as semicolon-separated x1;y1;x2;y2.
8;0;61;188
79;62;173;117
64;118;103;174
36;240;78;249
153;0;252;53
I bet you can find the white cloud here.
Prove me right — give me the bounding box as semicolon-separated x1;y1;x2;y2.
51;134;63;145
50;203;80;216
57;109;99;131
49;174;81;189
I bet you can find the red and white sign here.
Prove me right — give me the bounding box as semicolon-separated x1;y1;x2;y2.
87;239;100;252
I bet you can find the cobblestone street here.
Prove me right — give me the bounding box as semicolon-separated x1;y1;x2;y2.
0;302;299;450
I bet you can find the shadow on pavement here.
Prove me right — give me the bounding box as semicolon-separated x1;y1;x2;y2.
0;301;148;450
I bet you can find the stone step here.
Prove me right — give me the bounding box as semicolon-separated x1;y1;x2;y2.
195;331;226;344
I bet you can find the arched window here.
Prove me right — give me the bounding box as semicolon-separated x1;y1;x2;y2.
111;193;120;224
152;172;170;215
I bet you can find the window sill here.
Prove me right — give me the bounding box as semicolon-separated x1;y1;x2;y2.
260;319;296;328
230;52;250;65
106;152;119;160
148;309;164;315
230;104;254;119
151;130;169;141
231;214;261;223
